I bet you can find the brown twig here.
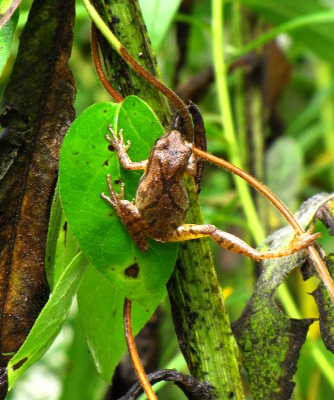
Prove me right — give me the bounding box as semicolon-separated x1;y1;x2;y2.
123;298;158;400
91;23;124;103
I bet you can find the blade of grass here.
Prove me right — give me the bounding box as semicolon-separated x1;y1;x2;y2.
230;10;334;61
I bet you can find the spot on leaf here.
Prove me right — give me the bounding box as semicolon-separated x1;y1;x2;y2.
125;264;139;278
12;357;28;371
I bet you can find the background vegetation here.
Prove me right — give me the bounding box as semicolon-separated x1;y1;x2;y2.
1;0;334;398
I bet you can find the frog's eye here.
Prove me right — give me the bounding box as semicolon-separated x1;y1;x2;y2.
156;139;169;150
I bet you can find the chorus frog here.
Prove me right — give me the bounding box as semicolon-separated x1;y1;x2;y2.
101;127;318;260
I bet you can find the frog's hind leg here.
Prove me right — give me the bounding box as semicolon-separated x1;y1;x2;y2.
101;174;149;252
169;224;320;262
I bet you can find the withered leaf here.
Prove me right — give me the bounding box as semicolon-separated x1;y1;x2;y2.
0;0;76;395
232;192;334;400
309;256;334;353
301;198;334;352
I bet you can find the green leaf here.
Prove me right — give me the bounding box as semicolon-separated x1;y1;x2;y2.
303;198;334;353
311;255;334;353
0;7;18;76
7;252;88;389
139;0;182;51
77;264;158;382
59;96;178;307
45;180;80;291
45;180;63;289
233;192;334;400
240;0;334;64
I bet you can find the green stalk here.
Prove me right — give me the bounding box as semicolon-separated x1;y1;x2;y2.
81;0;123;53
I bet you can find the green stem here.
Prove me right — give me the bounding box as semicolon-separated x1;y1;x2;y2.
81;0;122;53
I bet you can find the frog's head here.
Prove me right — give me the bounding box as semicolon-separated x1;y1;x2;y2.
153;130;192;178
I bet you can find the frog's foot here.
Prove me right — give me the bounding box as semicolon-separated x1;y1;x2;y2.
101;173;124;209
106;126;131;152
105;125;147;171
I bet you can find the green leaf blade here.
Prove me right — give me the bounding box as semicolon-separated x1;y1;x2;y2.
240;0;334;64
7;252;88;389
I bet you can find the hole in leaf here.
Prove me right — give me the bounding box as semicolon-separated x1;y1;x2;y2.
125;263;139;278
108;145;115;152
103;159;109;167
12;357;28;371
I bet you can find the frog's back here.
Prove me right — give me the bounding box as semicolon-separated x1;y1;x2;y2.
136;170;188;241
135;130;191;242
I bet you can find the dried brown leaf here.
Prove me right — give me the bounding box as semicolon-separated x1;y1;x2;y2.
0;0;76;394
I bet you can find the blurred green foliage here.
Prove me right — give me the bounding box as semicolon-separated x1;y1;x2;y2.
1;0;334;398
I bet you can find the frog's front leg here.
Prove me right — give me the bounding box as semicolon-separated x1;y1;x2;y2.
106;125;147;171
101;174;149;251
168;224;320;262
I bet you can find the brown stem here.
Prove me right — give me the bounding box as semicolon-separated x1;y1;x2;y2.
193;146;334;305
91;23;124;102
123;298;158;400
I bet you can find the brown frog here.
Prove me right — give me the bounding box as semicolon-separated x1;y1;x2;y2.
101;126;319;260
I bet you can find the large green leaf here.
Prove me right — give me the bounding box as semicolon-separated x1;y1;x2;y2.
45;181;80;290
59;96;178;307
7;252;88;389
77;264;157;382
